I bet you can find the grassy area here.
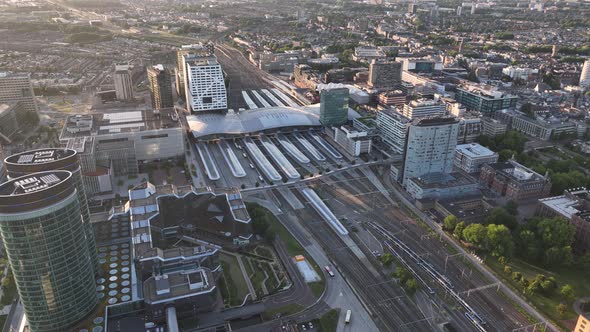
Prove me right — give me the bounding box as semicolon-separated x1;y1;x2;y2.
487;255;585;330
220;254;251;307
318;309;340;332
261;303;304;321
246;203;327;299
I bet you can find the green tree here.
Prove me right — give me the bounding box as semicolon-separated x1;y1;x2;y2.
486;224;514;257
454;221;465;240
443;215;458;231
380;253;394;267
485;207;518;229
556;303;567;318
560;284;576;303
462;223;487;248
405;278;419;295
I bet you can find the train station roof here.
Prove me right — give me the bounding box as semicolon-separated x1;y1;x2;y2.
187;105;359;138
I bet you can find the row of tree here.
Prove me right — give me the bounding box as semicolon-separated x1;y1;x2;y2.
442;206;576;268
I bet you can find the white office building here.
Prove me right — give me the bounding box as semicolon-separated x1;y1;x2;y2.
402;99;446;119
334;126;372;157
402;117;459;185
454;143;499;173
376;109;411;154
0;72;38;113
184;55;227;112
114;65;134;101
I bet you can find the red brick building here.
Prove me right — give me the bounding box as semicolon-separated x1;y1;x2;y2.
480;159;551;202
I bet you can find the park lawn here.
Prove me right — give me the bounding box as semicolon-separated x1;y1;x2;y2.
487;256;586;330
220;253;251;307
319;308;340;332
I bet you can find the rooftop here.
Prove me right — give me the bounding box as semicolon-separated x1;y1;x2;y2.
5;148;76;166
411;171;477;189
487;160;548;182
143;269;216;305
456;143;497;159
61;108;180;140
0;171;70;196
187;105;359;139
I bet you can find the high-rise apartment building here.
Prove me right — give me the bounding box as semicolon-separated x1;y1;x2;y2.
368;60;402;89
376;108;411;154
0;72;38;113
401;99;446;119
319;88;349;126
114;64;134;101
176;44;214;99
147;64;173;110
402;117;459;184
0;171;99;332
183;54;227;112
4;149;100;276
580;59;590;89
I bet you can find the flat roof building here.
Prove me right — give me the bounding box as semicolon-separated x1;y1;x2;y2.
368;60;402;90
454;143;499;173
401;99;446;119
0;171;99;332
333;125;372;157
455;84;517;113
61;108;184;165
480;159;551;203
537;188;590;253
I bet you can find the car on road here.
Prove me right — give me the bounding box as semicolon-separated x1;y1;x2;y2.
345;310;352;324
324;266;335;278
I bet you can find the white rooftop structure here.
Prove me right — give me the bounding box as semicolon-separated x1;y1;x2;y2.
187;105;359;139
455;143;496;159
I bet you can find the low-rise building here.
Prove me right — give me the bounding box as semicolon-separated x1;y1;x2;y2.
454;143;499;173
458;116;483;144
480;159;551;202
60;109;184;189
352;46;386;62
378;90;406;108
406;172;479;200
482;117;507;137
455;84;518;113
537;188;590;253
333;125;372;157
401;99;446;119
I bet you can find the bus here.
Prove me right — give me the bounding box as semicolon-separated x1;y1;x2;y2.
345;310;352;324
324;266;335;278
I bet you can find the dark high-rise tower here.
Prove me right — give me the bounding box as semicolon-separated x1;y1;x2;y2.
147;64;174;110
0;171;99;332
4;149;99;276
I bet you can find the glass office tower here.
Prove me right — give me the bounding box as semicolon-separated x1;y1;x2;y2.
4;148;99;276
0;171;98;332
